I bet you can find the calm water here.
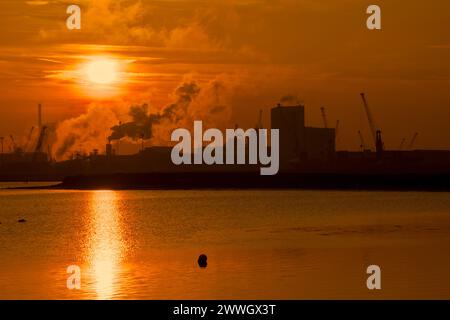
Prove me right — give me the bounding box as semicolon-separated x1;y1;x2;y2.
0;183;450;299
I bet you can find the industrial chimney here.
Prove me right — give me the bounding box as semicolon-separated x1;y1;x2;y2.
106;139;113;158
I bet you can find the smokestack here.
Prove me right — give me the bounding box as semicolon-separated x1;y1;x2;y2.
106;140;112;158
38;104;42;128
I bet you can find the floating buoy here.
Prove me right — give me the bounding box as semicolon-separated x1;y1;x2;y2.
18;219;26;223
198;254;207;268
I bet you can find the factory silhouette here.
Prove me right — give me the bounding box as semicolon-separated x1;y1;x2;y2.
1;94;450;189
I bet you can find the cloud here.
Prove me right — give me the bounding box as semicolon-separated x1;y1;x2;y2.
26;0;49;5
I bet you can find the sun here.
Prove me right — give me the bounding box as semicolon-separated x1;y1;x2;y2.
85;58;119;85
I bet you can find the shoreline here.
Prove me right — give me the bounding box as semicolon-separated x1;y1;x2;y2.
6;172;450;192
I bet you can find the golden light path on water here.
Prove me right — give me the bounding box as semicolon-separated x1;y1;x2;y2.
88;191;125;299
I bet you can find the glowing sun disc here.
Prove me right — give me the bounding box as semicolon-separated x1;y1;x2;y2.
86;59;118;85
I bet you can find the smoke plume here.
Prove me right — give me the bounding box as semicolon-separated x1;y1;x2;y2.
279;94;302;106
52;78;233;160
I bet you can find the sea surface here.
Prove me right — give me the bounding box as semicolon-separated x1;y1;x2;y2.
0;182;449;299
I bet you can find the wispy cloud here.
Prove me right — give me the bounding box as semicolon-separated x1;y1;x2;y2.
25;0;50;5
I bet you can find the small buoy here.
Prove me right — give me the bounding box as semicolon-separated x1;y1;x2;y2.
18;219;26;223
198;254;207;268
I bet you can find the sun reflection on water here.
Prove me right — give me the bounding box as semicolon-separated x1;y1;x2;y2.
88;190;125;299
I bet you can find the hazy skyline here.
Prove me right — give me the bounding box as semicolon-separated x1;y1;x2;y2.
1;0;450;157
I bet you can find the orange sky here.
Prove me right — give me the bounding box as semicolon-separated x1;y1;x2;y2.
1;0;450;156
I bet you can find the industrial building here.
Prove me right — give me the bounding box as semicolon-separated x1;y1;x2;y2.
271;104;335;167
2;97;450;181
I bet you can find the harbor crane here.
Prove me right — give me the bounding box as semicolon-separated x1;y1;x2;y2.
358;130;366;151
399;138;406;150
408;132;419;150
360;93;378;148
9;135;18;152
23;126;35;152
360;93;384;158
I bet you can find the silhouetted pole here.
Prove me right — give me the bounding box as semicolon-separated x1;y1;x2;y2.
376;130;384;160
